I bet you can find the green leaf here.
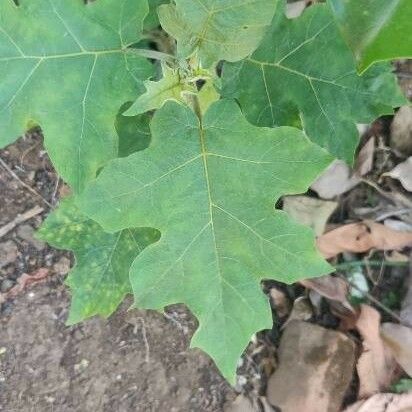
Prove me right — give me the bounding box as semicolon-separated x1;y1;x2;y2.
116;103;152;158
391;378;412;394
198;80;220;115
329;0;412;72
144;0;168;31
125;64;196;116
37;197;159;324
0;0;153;192
158;0;278;68
78;99;333;382
222;3;406;164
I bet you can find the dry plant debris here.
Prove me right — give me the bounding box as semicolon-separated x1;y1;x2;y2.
317;221;412;259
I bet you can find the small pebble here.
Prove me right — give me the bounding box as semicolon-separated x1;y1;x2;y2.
0;279;14;293
0;241;18;269
74;358;89;372
53;257;71;275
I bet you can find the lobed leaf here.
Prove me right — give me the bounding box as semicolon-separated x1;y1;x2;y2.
37;197;159;324
79;99;333;382
329;0;412;72
0;0;153;192
158;0;278;68
125;65;196;116
222;3;406;164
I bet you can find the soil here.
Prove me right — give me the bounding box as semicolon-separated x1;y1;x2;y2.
0;134;235;412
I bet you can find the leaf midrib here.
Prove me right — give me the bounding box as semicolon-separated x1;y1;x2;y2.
198;116;232;354
199;119;220;273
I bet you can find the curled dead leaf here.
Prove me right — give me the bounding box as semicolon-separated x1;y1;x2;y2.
355;137;375;177
283;196;337;236
401;265;412;328
344;393;412;412
381;323;412;377
317;221;412;259
383;157;412;192
311;160;360;199
300;275;353;311
390;106;412;156
269;287;291;318
356;305;396;398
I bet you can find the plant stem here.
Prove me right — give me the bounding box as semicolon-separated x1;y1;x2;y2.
334;260;409;271
335;273;403;323
125;48;176;62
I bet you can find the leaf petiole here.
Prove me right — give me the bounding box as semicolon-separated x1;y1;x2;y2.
125;48;176;62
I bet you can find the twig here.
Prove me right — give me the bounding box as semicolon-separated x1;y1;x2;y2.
163;311;188;334
334;260;409;271
335;273;403;324
0;156;52;208
375;208;412;222
361;178;412;209
135;317;150;363
0;205;44;238
51;177;60;206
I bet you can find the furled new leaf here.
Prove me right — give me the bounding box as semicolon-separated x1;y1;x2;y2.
158;0;278;68
0;0;153;192
222;3;406;164
79;99;333;382
37;197;159;324
329;0;412;72
125;65;196;116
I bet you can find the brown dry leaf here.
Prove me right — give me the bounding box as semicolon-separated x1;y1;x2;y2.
381;323;412;377
300;275;352;309
401;265;412;327
58;183;72;199
269;288;291;318
266;321;356;412
390;106;412;156
384;157;412;192
355;137;375;177
344;393;412;412
317;221;412;259
311;160;361;199
385;250;409;263
356;305;396;398
282;196;337;236
285;0;306;18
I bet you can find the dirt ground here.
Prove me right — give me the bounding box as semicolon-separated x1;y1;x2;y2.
0;135;235;412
